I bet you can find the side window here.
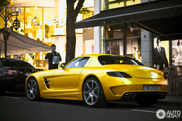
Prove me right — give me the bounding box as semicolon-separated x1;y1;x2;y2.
77;57;90;67
66;57;90;68
1;59;16;67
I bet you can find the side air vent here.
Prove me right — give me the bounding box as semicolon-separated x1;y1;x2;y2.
44;78;51;89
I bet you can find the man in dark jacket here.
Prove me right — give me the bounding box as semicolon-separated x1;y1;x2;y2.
45;44;62;69
154;38;168;70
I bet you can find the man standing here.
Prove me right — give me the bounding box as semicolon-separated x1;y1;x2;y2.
154;38;168;70
45;44;62;69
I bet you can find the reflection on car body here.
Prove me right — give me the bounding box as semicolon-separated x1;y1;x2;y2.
25;54;168;108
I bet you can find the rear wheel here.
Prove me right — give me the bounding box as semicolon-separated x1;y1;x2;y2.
26;78;41;101
136;95;158;106
82;77;107;108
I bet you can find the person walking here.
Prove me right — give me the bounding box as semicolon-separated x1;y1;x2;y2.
45;44;62;69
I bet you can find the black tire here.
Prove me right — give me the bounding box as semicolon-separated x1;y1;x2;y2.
136;95;158;107
26;78;41;101
82;77;107;108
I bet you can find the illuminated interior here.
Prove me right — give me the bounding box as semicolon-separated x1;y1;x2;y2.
0;0;94;70
0;0;144;70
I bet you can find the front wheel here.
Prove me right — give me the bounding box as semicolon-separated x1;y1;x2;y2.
26;78;41;101
82;77;107;108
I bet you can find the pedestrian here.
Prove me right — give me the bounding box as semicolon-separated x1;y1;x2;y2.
45;44;62;70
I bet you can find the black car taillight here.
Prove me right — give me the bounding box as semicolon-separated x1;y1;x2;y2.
107;71;132;78
8;70;23;75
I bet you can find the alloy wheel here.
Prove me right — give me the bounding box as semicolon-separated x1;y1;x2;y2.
83;78;99;106
27;79;38;100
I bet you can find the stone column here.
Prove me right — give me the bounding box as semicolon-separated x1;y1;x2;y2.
141;30;153;67
141;0;153;67
94;0;101;54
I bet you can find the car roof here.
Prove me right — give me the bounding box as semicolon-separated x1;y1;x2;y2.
78;54;125;58
0;58;31;64
0;58;24;61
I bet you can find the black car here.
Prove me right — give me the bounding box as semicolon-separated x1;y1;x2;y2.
0;58;42;94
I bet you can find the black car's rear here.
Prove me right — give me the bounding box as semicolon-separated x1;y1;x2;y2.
0;58;42;93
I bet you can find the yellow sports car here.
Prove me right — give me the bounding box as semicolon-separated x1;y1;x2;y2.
25;54;168;107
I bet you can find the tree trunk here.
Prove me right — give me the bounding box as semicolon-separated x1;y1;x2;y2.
66;0;85;64
66;13;76;64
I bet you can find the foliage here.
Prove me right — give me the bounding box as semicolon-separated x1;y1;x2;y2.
0;0;10;11
79;7;90;14
109;0;135;4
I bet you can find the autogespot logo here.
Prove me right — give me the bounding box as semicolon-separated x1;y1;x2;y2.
156;109;181;119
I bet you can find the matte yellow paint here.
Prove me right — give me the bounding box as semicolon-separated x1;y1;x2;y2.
26;54;168;101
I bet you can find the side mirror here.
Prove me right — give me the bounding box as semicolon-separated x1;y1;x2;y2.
60;63;66;69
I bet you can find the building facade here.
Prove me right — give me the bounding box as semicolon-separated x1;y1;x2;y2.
0;0;94;70
91;0;182;68
1;0;181;70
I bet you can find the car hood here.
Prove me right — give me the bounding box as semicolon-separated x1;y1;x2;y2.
104;64;163;78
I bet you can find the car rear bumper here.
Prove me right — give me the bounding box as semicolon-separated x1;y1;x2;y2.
120;92;167;101
99;75;168;101
104;84;168;101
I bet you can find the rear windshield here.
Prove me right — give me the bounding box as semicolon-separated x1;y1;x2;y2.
1;59;34;68
98;55;144;66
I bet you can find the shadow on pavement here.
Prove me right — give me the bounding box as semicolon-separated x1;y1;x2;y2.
1;92;182;109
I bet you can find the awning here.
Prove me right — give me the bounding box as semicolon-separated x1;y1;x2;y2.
75;0;182;40
0;30;51;55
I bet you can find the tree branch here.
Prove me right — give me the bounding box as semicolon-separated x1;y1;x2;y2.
73;0;85;19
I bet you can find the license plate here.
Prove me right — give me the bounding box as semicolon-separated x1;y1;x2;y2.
25;73;32;76
143;85;160;90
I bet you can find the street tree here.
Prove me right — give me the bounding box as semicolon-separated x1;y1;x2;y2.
66;0;85;64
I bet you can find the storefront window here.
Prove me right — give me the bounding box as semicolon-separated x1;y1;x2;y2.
24;7;42;41
127;36;141;60
105;25;124;39
102;0;141;10
81;6;94;54
106;40;123;55
103;24;141;61
43;8;55;44
8;6;56;70
172;39;182;66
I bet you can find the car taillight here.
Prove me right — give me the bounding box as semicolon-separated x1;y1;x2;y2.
8;70;23;75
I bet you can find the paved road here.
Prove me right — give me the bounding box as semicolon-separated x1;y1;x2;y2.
0;92;181;121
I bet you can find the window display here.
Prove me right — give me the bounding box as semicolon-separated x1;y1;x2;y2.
153;38;169;70
172;39;182;66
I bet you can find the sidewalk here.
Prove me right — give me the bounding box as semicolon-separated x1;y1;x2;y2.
157;94;182;107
